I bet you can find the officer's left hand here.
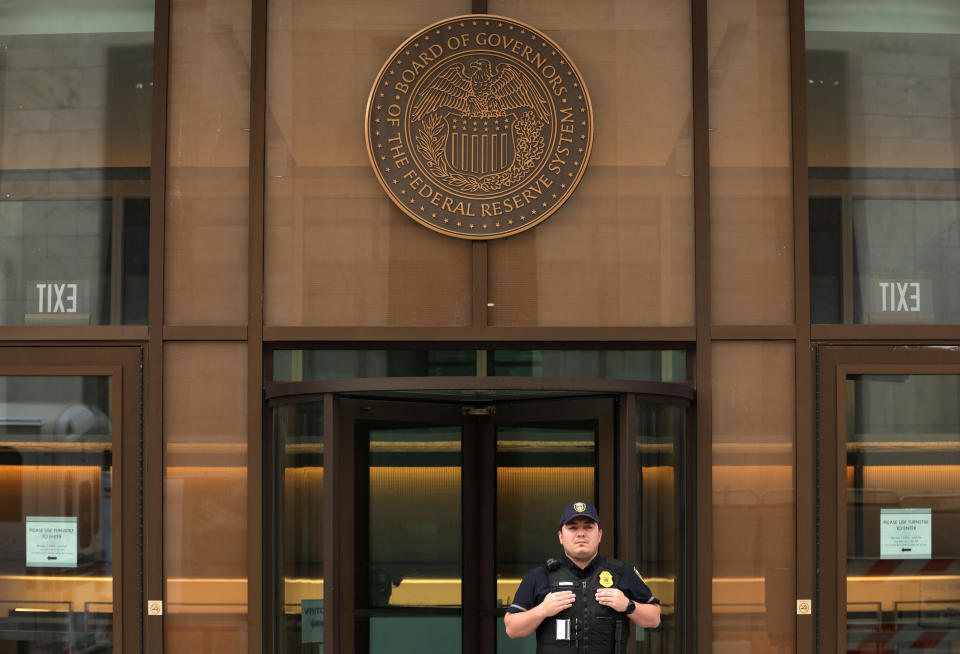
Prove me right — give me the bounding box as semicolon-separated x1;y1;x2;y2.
594;587;629;613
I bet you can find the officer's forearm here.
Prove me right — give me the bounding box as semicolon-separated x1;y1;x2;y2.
503;606;546;638
627;602;661;629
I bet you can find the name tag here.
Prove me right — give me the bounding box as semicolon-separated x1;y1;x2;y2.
556;619;571;640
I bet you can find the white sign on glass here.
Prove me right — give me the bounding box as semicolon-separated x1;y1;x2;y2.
880;508;931;560
301;598;324;645
26;516;78;567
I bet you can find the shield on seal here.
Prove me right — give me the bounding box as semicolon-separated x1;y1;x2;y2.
445;113;516;175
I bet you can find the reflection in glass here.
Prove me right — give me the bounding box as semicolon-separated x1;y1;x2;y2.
0;2;153;325
163;342;248;653
275;402;324;653
807;0;960;324
164;0;251;326
272;349;686;383
361;426;462;608
712;343;795;649
846;374;960;651
495;424;595;609
264;0;474;328
709;0;793;326
0;376;113;652
636;402;685;653
354;419;462;654
485;0;694;328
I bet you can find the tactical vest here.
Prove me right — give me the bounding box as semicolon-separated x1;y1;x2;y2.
535;557;630;654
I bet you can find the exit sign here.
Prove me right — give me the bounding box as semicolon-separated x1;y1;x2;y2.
25;281;91;325
864;278;933;324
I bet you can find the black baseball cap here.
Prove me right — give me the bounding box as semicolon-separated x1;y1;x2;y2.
559;502;600;527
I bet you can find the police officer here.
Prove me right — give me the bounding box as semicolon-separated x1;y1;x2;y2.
503;502;660;653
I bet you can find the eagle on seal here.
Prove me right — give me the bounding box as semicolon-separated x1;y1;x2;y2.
410;59;551;123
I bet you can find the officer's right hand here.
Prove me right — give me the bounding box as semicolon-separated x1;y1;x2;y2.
539;591;576;617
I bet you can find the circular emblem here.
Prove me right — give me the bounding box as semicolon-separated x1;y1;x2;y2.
599;571;614;588
574;502;586;513
365;15;593;239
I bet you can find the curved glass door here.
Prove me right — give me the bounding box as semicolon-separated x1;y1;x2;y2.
342;395;608;654
269;385;692;654
273;400;326;653
494;398;604;654
359;408;464;653
634;400;687;654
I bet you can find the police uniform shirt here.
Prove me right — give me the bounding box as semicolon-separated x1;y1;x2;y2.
507;554;659;614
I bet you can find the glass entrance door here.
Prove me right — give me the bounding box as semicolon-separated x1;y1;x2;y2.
818;347;960;652
342;395;610;654
351;399;465;653
492;397;608;654
0;347;142;654
268;384;692;654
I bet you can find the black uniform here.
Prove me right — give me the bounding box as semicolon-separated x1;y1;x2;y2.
507;554;659;654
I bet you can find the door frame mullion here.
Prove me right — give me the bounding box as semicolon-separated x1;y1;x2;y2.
617;395;638;654
617;395;638;567
597;399;617;558
333;398;359;654
323;392;339;654
462;416;496;654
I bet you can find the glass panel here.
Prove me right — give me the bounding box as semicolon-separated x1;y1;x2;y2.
0;375;114;652
274;350;476;381
495;421;595;609
275;402;324;653
807;0;960;324
485;0;694;327
845;374;960;651
272;349;687;382
709;0;794;325
164;343;248;653
497;616;535;654
636;401;685;653
164;0;250;325
0;0;153;325
490;351;686;381
712;343;795;649
360;425;462;608
264;0;473;327
369;616;461;654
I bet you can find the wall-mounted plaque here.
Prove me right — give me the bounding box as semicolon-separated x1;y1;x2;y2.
366;15;593;239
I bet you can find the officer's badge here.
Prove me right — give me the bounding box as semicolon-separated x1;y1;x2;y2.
599;571;614;588
574;502;586;513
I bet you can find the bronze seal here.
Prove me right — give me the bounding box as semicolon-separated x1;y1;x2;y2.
365;15;593;239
